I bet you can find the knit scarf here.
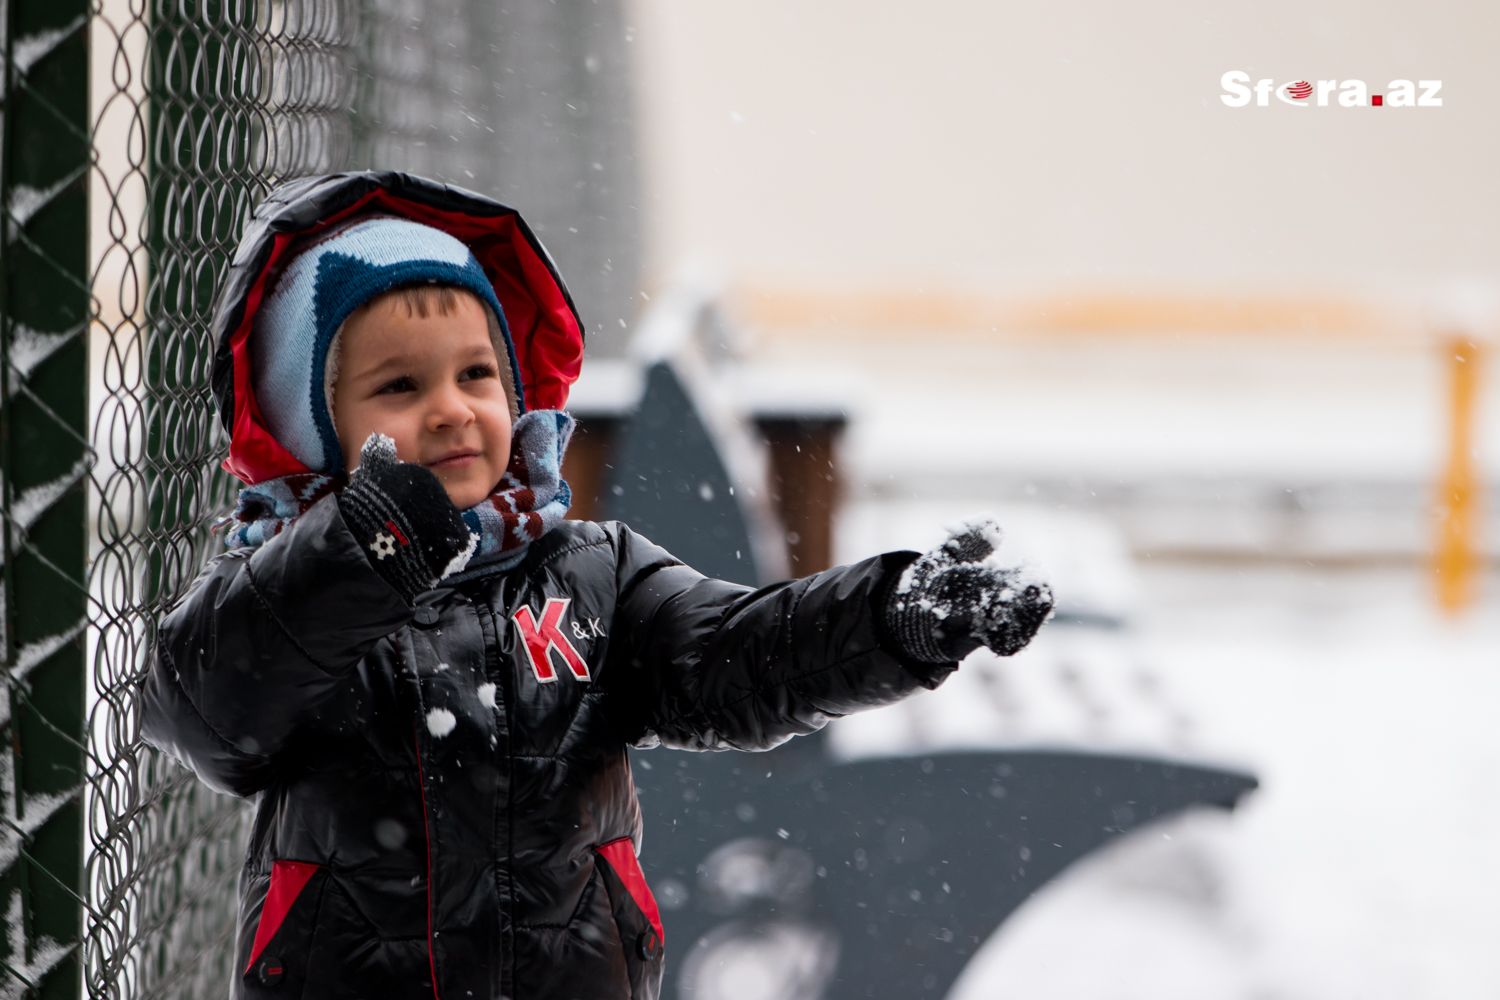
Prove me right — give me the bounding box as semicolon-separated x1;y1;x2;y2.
223;410;575;579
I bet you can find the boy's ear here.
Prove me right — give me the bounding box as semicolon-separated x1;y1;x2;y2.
323;326;344;454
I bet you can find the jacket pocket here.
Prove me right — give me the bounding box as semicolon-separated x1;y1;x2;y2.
594;838;664;1000
238;860;328;999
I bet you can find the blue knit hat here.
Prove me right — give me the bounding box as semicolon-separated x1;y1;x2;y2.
250;215;525;474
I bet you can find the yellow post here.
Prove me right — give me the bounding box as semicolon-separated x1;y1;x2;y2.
1435;336;1482;613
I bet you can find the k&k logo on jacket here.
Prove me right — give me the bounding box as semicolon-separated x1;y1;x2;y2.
512;597;594;683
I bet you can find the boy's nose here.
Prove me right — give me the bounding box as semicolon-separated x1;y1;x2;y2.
425;383;475;430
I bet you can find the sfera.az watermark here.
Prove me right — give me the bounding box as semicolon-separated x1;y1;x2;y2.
1221;72;1442;107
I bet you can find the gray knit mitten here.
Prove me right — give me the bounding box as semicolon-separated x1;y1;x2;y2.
884;518;1054;664
338;433;477;602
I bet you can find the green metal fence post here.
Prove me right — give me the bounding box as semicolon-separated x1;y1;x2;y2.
0;0;91;995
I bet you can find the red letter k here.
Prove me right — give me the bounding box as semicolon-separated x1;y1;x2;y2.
512;598;591;683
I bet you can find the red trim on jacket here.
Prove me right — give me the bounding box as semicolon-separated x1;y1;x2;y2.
223;189;584;484
245;860;322;972
597;837;664;943
414;729;442;1000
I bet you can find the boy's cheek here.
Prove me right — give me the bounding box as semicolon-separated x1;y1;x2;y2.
392;438;421;464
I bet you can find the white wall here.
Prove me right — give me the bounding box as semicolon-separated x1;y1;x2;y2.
630;0;1499;295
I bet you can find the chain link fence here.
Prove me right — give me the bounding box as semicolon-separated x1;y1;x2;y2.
83;1;358;995
1;0;90;993
86;1;354;997
2;1;632;996
86;5;359;995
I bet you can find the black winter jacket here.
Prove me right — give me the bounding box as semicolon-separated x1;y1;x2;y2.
142;497;947;1000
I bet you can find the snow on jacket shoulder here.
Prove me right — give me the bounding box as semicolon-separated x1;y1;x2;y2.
142;504;941;1000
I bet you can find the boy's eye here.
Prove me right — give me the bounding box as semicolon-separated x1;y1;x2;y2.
375;376;417;395
459;364;497;383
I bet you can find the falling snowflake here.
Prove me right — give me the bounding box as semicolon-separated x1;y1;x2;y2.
426;708;457;737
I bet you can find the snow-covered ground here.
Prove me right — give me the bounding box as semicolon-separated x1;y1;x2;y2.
832;505;1500;998
1057;560;1500;1000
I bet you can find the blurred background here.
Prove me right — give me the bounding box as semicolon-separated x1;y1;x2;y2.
24;0;1497;998
612;2;1500;996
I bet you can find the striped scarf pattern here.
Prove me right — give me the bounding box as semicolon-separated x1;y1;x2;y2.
224;410;574;579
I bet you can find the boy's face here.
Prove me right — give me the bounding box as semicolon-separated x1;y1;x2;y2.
332;290;512;510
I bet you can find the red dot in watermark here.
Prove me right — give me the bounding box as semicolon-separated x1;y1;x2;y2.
1286;81;1313;100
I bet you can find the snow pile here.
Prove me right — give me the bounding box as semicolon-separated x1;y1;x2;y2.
946;562;1500;1000
833;495;1500;998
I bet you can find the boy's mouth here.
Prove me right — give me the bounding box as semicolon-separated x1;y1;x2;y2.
425;448;481;470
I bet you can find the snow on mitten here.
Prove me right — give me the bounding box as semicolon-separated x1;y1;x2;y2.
338;433;478;602
884;517;1054;664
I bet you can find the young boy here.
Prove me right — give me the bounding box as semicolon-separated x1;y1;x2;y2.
143;172;1051;1000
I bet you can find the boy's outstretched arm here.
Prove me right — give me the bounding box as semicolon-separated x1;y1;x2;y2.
142;496;414;796
603;520;1051;752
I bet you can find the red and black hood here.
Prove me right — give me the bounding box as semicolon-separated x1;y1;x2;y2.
210;171;585;485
